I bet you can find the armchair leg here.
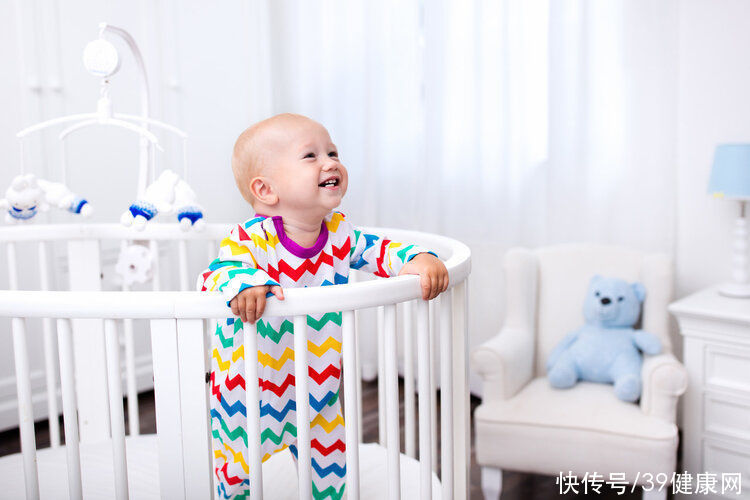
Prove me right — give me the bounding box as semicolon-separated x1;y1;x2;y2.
642;487;667;500
481;467;503;500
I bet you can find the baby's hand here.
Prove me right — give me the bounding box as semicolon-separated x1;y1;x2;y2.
398;253;449;300
230;285;284;324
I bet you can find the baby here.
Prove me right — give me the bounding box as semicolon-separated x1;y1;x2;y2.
198;113;448;499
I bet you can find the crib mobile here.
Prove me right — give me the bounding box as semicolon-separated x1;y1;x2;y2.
7;23;205;232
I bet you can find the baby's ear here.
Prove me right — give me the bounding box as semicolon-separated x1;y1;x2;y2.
249;177;278;205
631;282;646;302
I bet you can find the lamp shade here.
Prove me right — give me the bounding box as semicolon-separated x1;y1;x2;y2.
708;144;750;199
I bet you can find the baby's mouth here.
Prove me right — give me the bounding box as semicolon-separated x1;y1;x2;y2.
318;177;340;188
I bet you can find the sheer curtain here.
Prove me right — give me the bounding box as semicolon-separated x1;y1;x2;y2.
250;0;678;394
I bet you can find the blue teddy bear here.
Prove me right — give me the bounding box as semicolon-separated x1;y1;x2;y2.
546;275;662;402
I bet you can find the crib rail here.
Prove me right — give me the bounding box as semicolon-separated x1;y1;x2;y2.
0;224;471;500
2;223;232;447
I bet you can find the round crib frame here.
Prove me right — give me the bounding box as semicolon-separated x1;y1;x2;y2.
0;222;471;500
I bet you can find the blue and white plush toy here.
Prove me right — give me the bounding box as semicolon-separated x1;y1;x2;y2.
546;275;662;402
0;174;92;223
120;169;205;231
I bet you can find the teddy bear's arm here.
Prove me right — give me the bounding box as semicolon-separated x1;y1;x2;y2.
633;330;662;355
546;330;581;373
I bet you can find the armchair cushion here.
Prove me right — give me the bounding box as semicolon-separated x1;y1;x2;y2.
474;377;678;483
640;353;688;421
472;327;534;404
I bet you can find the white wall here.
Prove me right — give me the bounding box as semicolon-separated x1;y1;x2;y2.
676;0;750;299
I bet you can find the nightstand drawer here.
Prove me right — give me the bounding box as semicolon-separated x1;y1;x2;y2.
705;344;750;395
703;438;750;499
704;392;750;441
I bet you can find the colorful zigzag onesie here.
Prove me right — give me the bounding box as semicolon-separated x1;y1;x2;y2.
197;211;435;500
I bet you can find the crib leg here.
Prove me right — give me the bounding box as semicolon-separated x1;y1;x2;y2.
481;466;503;500
360;362;377;381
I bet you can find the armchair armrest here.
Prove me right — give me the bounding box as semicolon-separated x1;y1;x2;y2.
471;326;534;404
640;352;688;421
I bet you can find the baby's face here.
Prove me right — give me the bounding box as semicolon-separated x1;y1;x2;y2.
263;119;348;216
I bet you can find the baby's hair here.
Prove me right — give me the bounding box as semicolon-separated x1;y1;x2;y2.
231;113;317;206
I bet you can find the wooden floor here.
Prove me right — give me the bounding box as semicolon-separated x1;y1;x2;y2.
0;378;673;499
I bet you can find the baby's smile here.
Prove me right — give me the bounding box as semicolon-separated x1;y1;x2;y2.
318;174;341;189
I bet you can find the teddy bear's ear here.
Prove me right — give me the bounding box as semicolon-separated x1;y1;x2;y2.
590;274;603;286
631;282;646;302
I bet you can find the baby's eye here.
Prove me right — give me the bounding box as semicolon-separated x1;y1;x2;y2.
328;151;338;158
304;152;315;159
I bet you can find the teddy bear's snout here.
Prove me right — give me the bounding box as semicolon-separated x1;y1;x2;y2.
600;297;612;305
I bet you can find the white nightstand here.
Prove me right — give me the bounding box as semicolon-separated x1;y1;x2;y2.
669;286;750;499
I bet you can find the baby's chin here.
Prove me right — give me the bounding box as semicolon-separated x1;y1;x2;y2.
322;189;346;207
323;198;344;211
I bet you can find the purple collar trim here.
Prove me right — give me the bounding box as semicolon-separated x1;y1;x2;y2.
270;216;328;258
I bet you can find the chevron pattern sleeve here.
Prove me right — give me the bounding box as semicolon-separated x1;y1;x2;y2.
197;221;280;304
347;222;438;278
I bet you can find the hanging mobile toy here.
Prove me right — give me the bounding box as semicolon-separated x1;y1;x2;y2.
0;174;92;223
120;169;205;231
173;178;205;231
120;169;179;229
37;178;93;216
12;23;204;230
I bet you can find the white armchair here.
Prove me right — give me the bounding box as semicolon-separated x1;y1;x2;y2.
472;244;687;500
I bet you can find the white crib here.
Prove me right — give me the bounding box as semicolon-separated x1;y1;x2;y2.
0;222;471;500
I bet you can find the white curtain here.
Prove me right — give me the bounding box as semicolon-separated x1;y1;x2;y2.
0;0;679;412
242;0;679;394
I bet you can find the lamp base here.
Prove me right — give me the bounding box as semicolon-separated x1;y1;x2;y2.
717;282;750;298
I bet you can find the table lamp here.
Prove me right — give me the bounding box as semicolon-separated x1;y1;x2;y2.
708;143;750;298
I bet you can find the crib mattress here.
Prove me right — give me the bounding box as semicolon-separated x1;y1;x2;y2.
0;435;441;499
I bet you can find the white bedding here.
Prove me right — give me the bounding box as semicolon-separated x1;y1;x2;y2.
0;435;441;499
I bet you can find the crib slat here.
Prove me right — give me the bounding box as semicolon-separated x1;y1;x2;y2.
439;294;454;500
377;305;386;446
42;319;61;447
6;241;19;290
242;320;264;500
452;281;470;500
67;239;110;442
177;319;213;500
178;239;189;291
150;240;161;291
383;304;401;500
11;317;41;500
122;317;140;435
104;318;129;500
349;273;364;445
150;318;187;500
342;310;360;500
417;300;432;500
354;309;363;444
403;300;416;458
429;300;438;471
293;314;312;500
7;244;41;499
57;318;83;500
119;242;139;436
38;241;61;448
